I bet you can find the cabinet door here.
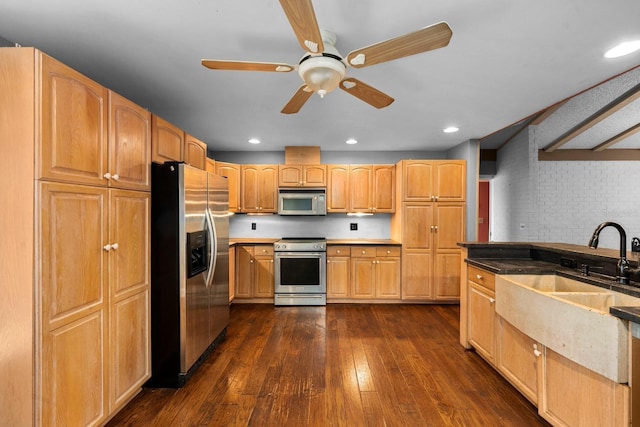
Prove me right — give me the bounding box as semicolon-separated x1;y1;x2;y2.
206;158;216;174
401;251;432;299
434;204;465;250
376;258;401;299
402;160;433;201
216;162;240;212
327;165;349;212
229;246;236;302
303;165;327;187
372;165;395;213
109;92;151;191
349;165;372;212
434;161;465;202
39;182;108;425
40;54;108;186
496;317;538;404
351;257;376;298
184;134;207;170
254;257;275;298
402;203;433;251
327;256;350;299
433;252;461;300
108;189;150;409
240;166;259;212
539;347;629;427
279;165;303;187
151;115;183;163
258;165;278;212
235;246;254;298
468;281;496;364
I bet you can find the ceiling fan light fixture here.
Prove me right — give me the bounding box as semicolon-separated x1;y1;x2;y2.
298;55;346;97
604;40;640;58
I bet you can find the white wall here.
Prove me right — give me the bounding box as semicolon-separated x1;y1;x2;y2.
492;67;640;250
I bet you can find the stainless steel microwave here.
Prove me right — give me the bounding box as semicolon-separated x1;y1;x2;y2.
278;188;327;216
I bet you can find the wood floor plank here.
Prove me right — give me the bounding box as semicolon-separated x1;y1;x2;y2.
107;304;550;427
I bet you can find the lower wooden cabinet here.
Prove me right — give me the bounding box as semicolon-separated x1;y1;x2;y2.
327;245;401;301
496;317;538;404
234;245;274;300
539;347;629;427
39;183;150;425
465;265;631;426
327;246;351;299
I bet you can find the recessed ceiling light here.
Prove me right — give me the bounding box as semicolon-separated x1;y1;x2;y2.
345;138;358;145
604;40;640;58
248;138;261;144
443;126;459;133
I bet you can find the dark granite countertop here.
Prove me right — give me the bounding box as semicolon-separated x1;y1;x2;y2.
462;242;640;323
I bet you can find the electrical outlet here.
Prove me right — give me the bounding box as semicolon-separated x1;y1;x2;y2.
350;223;358;231
251;222;256;230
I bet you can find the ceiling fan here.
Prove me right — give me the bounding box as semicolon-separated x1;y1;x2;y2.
201;0;452;114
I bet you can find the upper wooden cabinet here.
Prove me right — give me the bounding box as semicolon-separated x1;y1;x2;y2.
215;161;241;213
205;158;216;174
184;134;207;170
40;54;109;187
399;160;466;202
241;165;278;213
349;165;395;213
109;92;151;191
279;164;327;187
151;115;184;164
327;165;350;213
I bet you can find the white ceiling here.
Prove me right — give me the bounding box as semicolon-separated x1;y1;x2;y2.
2;0;640;152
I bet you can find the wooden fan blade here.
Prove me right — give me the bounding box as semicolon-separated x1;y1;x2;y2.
346;22;452;68
279;0;324;54
281;85;314;114
201;60;295;72
339;78;394;109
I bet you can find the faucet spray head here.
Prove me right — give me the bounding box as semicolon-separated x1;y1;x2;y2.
588;234;599;248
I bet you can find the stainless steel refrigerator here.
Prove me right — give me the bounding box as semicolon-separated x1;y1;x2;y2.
147;162;229;387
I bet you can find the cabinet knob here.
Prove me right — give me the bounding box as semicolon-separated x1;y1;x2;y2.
103;244;112;251
489;297;495;304
336;250;341;254
111;243;119;250
250;260;254;263
533;344;542;357
103;172;112;180
386;250;391;254
327;260;330;263
361;250;366;254
476;274;483;280
112;174;119;181
262;249;267;253
433;225;438;232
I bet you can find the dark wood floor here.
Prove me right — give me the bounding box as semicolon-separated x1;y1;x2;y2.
108;304;550;426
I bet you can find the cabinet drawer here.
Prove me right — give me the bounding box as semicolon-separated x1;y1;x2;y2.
468;265;495;291
351;246;376;258
254;245;274;257
376;246;401;257
327;246;351;257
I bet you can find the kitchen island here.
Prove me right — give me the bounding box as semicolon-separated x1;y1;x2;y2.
459;242;640;427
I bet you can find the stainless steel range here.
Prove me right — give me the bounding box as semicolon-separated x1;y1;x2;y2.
274;238;327;306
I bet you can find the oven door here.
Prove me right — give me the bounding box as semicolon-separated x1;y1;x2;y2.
274;251;327;294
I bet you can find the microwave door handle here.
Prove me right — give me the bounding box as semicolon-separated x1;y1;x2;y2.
204;208;217;288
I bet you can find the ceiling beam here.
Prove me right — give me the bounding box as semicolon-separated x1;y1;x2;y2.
592;122;640;151
538;149;640;161
496;113;543;151
529;101;566;125
542;82;640;152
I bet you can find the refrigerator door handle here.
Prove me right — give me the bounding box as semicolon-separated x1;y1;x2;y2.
204;208;218;288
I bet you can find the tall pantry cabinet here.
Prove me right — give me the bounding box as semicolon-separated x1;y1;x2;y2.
0;48;151;426
391;160;466;301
